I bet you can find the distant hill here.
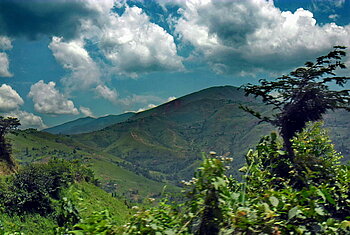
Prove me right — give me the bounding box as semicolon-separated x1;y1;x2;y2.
72;85;350;181
43;112;135;135
72;86;274;180
9;128;179;200
11;85;350;186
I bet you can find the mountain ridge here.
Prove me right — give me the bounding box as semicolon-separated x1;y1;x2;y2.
71;85;350;181
43;112;135;135
13;85;350;185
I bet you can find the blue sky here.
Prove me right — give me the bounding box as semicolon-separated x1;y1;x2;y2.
0;0;349;129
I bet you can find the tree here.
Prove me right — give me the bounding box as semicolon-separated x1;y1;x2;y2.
0;116;20;169
241;46;350;158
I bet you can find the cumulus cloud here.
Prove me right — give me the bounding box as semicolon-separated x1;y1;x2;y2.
4;110;46;130
0;0;115;40
0;52;12;77
0;84;46;129
49;36;101;91
0;84;23;112
95;84;119;103
175;0;350;75
28;80;79;115
79;106;95;117
94;83;163;106
99;6;184;77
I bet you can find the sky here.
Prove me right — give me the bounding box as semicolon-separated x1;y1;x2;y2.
0;0;349;129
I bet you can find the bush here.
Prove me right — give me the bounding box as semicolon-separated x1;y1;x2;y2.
120;122;350;234
0;158;95;215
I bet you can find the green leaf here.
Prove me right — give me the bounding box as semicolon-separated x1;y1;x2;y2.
316;189;326;201
315;207;325;216
212;177;226;190
164;230;176;235
340;221;350;229
324;192;336;205
239;166;248;172
269;196;279;207
288;206;299;220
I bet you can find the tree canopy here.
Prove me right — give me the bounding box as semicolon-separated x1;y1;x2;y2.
0;116;20;137
0;116;20;169
241;46;350;157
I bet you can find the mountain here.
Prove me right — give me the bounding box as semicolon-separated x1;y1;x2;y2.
12;85;350;186
43;112;135;135
71;85;350;182
72;86;274;180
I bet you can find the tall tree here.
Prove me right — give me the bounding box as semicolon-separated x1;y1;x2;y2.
241;46;350;158
0;116;20;170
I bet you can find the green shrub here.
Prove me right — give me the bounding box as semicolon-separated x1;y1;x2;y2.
120;122;350;234
0;158;95;215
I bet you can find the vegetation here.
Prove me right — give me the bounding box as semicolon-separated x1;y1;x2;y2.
0;116;20;172
119;122;350;234
0;158;94;215
1;47;350;233
241;46;350;158
0;158;130;234
9;129;179;201
63;48;350;234
72;86;274;182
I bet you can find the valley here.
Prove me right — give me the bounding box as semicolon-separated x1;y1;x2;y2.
10;86;350;198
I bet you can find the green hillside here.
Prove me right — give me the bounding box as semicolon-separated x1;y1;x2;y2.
11;86;350;187
0;181;130;234
9;129;179;200
72;86;274;181
72;86;350;182
4;85;350;234
43;112;135;135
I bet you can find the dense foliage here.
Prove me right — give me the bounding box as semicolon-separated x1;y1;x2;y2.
119;122;350;234
241;46;350;157
0;159;94;216
0;116;20;170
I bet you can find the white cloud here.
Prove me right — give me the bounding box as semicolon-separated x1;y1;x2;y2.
0;36;12;50
0;84;23;112
167;96;176;102
4;110;46;130
124;95;177;113
136;104;157;113
329;14;340;20
0;84;46;129
84;0;115;14
95;84;119;103
80;106;95;117
49;36;101;91
99;6;184;77
312;0;346;13
28;80;79;115
0;52;12;77
94;83;164;106
175;0;350;74
119;94;163;106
